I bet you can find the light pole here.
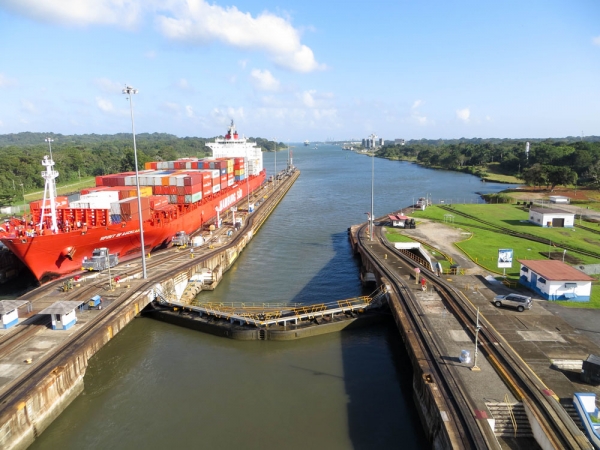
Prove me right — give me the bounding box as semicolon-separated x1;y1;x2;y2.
245;148;250;212
19;183;25;205
274;138;277;189
370;146;374;241
471;308;481;371
215;206;221;229
123;85;147;279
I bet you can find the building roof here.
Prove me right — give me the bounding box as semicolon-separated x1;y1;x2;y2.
518;260;593;281
38;301;85;315
388;214;409;221
529;206;573;215
0;300;29;314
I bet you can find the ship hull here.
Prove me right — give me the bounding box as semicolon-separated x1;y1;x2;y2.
2;171;266;282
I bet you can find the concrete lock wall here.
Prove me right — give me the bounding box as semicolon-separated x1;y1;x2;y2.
0;291;154;450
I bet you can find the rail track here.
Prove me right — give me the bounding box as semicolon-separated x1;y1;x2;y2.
0;169;299;410
357;222;591;448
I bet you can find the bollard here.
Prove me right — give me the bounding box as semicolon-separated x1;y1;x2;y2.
384;254;387;259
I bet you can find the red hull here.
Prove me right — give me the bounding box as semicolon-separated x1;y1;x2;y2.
2;171;266;282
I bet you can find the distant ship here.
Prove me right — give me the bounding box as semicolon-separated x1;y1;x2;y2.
304;140;309;146
1;121;266;282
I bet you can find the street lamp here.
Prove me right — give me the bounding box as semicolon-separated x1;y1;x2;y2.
19;183;25;205
471;308;481;372
123;85;147;279
274;138;277;189
370;146;374;241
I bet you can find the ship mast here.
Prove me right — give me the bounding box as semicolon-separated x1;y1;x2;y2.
39;154;59;233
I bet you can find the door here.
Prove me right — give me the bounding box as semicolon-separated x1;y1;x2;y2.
552;218;565;227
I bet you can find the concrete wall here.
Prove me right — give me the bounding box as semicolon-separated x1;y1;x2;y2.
0;290;154;450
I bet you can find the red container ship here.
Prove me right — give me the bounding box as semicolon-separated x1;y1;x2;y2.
1;122;266;282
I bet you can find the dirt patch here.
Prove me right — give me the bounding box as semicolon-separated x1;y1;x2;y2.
402;219;489;275
584;238;600;247
504;187;600;202
539;251;582;264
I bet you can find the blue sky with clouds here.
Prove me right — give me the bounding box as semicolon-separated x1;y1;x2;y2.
0;0;598;141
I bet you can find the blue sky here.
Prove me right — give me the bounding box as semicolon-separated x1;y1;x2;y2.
0;0;599;141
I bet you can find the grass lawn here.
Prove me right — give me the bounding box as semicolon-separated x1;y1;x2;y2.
408;204;600;308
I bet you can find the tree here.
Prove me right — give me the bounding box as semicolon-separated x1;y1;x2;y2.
522;164;547;188
546;166;577;191
0;191;16;208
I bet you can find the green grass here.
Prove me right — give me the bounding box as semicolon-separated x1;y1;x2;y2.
408;204;600;308
383;227;415;243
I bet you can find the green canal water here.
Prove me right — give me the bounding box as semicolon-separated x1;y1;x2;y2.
29;145;517;449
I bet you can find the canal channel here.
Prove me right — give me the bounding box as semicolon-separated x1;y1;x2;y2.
28;145;518;449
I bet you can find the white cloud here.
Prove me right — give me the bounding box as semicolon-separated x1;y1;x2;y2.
185;105;194;118
410;99;428;125
94;78;123;94
210;107;245;124
96;97;115;113
155;0;324;72
0;73;17;88
145;50;157;59
250;69;280;91
21;99;37;114
163;101;181;113
0;0;142;28
593;36;600;47
301;90;316;108
456;107;470;123
176;78;192;90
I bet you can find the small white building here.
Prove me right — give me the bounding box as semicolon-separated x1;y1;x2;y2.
549;196;570;204
39;301;84;330
518;259;593;302
0;300;30;329
388;214;409;228
528;207;575;228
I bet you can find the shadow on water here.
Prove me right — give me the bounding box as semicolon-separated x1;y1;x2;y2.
281;230;428;448
341;322;429;449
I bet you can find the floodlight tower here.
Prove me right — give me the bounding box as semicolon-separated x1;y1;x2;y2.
123;85;147;279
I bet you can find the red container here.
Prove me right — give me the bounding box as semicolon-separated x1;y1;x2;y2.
148;195;169;209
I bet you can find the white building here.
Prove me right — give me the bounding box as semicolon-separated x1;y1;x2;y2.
549;196;570;204
528;207;575;228
388;214;409;228
39;301;84;330
0;300;29;329
518;259;593;302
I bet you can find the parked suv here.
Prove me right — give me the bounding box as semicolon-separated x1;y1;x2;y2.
494;294;532;312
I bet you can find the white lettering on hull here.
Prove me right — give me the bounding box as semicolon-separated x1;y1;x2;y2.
99;229;141;241
219;189;243;210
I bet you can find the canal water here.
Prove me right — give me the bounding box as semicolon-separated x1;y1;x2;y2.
29;145;517;449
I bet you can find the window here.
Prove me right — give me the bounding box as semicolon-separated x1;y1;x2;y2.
538;278;546;284
521;267;529;273
565;283;577;288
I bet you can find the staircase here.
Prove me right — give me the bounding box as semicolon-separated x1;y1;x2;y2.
560;398;585;432
486;401;533;438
